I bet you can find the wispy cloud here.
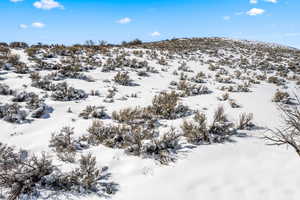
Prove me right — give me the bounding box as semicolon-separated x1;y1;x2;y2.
19;24;28;29
116;17;132;24
32;22;45;28
265;0;278;3
33;0;64;10
10;0;23;2
246;8;265;16
151;31;161;37
250;0;258;4
223;16;231;20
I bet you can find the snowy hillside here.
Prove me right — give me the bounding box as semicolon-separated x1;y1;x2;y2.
0;38;300;200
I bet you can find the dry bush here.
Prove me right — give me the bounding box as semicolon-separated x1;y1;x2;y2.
176;80;210;97
272;90;291;104
49;127;77;153
86;120;130;148
86;121;178;164
268;76;285;86
51;82;88;101
228;99;240;108
150;91;190;119
191;72;206;83
67;153;101;191
113;72;132;86
87;121;153;148
133;128;181;164
0;144;53;200
79;106;107;119
49;127;85;163
12;91;38;103
112;107;154;126
209;106;234;142
158;57;168;65
264;97;300;157
218;93;229;101
0;83;15;96
181;112;210;144
0;103;27;123
237;113;254;130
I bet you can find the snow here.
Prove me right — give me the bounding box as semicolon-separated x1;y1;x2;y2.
1;44;300;200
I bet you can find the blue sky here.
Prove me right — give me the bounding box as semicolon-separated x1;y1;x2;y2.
0;0;299;47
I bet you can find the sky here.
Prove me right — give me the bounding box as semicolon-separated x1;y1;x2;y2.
0;0;299;48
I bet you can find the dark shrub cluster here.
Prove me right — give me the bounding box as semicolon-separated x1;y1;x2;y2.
51;82;88;101
0;143;114;199
0;103;27;123
149;91;191;119
0;83;15;96
79;106;108;119
182;107;236;144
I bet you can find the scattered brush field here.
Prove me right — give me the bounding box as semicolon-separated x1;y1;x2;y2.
0;38;300;200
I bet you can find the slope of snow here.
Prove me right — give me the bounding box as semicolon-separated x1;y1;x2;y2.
1;47;300;200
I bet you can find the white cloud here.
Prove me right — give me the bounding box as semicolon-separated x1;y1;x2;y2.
151;32;161;37
265;0;278;3
19;24;28;29
246;8;265;16
117;17;132;24
10;0;23;2
32;22;45;28
250;0;258;4
223;16;231;20
33;0;63;10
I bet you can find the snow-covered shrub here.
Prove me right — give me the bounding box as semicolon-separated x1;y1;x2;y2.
14;62;29;74
113;72;132;86
0;83;15;95
31;76;54;91
228;98;240;108
46;152;115;194
191;72;206;83
209;106;235;142
272;90;291;104
86;121;132;148
69;153;101;190
25;94;44;110
0;103;27;123
127;128;181;164
79;106;108;119
237;113;254;130
30;103;52;118
150;91;191;119
219;83;251;93
51;82;88;101
0;145;54;200
49;127;85;162
158;57;168;65
0;143;113;199
176;80;210;97
268;76;286;86
112;107;151;124
178;62;193;72
181;112;210;144
137;70;149;77
217;92;229;101
215;75;233;84
49;127;78;153
12;91;38;102
29;72;41;82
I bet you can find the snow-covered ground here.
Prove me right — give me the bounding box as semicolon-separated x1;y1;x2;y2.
1;41;300;200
